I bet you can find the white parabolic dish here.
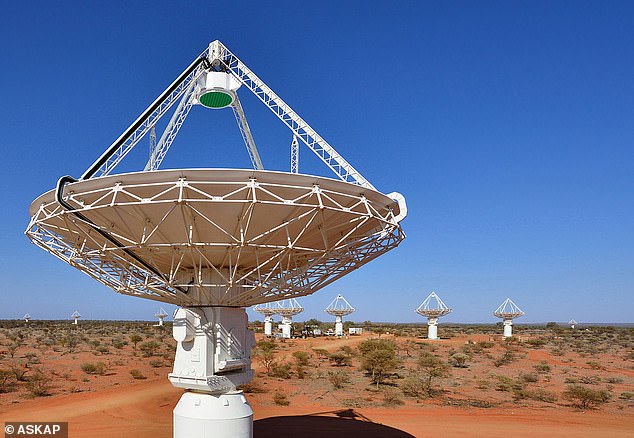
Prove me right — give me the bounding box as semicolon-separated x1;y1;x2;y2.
28;168;404;307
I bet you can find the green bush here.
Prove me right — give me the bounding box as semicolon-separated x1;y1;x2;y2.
563;384;610;409
273;391;290;406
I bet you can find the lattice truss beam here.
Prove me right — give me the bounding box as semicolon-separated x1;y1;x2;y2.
26;174;403;306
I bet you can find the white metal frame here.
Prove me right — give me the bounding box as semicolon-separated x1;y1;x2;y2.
27;171;404;307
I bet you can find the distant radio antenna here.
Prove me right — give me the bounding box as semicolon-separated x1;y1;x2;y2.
493;298;524;338
325;294;355;337
569;319;577;329
71;310;81;325
253;302;278;337
276;298;303;339
155;307;169;326
415;291;452;340
23;313;31;323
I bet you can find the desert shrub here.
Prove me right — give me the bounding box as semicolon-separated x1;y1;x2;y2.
112;339;127;349
358;339;396;355
417;352;450;390
530;388;558;403
292;351;310;367
10;362;30;381
81;362;107;375
493;349;515;367
149;359;164;368
140;341;160;357
129;334;143;350
495;375;524;392
361;348;399;388
273;391;290;406
476;379;491;390
604;376;624;384
586;361;605;370
449;353;469;368
96;346;110;355
400;375;430;399
130;369;146;380
534;362;551;374
339;345;354;357
328;370;350;389
269;362;292;379
25;352;40;364
312;348;330;360
382;387;404;406
329;352;352;366
525;338;546;348
619;392;634;400
26;369;51;397
255;341;278;373
238;382;266;394
563;385;610;409
520;372;539;383
578;375;600;385
0;369;16;393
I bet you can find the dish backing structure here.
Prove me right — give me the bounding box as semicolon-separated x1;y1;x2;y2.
26;40;406;438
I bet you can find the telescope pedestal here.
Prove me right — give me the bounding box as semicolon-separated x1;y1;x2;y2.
427;317;439;340
170;307;255;438
503;319;513;338
174;391;252;438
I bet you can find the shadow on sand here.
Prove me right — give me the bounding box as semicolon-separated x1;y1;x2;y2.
253;409;415;438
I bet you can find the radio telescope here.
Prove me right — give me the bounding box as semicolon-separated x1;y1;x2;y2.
23;313;31;323
276;298;304;339
325;294;355;337
415;291;452;340
253;302;278;337
154;308;169;326
493;298;524;338
25;40;406;438
569;319;577;329
71;310;81;325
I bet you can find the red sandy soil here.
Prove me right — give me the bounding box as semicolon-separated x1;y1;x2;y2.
1;378;632;437
1;331;633;437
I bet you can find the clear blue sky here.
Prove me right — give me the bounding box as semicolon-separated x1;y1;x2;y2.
1;1;632;323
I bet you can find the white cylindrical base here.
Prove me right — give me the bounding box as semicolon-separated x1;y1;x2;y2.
73;319;78;325
264;320;272;336
427;324;438;340
174;391;253;438
335;321;343;337
503;320;513;338
281;323;292;339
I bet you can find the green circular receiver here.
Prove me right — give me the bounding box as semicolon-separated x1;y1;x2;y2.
199;90;234;109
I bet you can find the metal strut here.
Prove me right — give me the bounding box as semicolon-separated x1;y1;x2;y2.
290;136;299;174
231;95;263;170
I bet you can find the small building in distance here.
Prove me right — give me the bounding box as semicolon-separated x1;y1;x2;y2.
349;327;363;335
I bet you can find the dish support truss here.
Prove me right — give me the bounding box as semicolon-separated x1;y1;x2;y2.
26;173;404;308
77;40;375;190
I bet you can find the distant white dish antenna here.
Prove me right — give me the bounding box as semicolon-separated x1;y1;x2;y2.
23;313;31;323
276;298;304;339
155;307;169;326
569;319;577;329
493;298;524;338
415;291;452;340
253;302;278;337
25;40;406;438
325;294;355;336
71;310;81;325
